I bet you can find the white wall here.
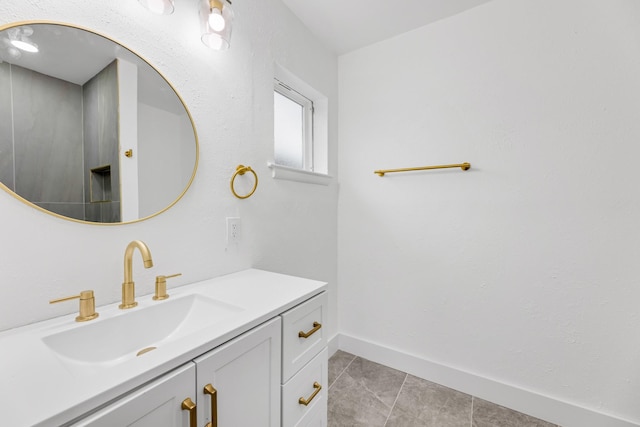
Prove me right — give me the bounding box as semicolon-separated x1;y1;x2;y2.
137;102;187;218
338;0;640;425
118;59;140;221
0;0;338;349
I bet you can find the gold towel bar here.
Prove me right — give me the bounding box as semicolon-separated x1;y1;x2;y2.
375;162;471;177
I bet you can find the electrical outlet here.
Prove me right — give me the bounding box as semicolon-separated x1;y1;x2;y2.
226;217;241;244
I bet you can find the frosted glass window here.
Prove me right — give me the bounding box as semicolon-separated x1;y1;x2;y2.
274;91;304;169
274;77;314;172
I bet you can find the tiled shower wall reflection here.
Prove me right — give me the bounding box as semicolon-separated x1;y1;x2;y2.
0;62;13;191
83;60;120;223
0;61;119;222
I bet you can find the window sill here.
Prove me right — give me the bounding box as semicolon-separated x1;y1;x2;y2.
267;163;332;186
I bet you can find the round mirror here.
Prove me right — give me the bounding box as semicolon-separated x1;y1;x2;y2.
0;22;198;224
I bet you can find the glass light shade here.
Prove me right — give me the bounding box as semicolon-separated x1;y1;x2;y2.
138;0;175;15
200;0;234;50
6;46;21;59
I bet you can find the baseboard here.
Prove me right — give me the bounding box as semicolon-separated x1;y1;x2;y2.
327;333;339;358
337;333;638;427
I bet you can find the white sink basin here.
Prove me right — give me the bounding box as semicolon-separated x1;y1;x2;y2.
42;294;243;369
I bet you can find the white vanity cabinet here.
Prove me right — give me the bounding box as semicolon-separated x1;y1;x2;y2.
194;317;281;427
73;318;281;427
0;270;328;427
72;363;197;427
280;292;328;427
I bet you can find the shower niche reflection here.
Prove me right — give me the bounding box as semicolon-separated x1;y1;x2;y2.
90;165;113;206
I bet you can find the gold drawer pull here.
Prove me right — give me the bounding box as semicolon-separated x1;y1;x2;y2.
204;383;218;427
298;382;322;406
298;321;322;339
181;397;197;427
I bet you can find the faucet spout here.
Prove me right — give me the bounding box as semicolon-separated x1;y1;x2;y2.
120;240;154;309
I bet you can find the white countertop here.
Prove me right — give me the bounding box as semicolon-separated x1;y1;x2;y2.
0;269;327;427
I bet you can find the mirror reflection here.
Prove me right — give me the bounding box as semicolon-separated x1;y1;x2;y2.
0;22;198;224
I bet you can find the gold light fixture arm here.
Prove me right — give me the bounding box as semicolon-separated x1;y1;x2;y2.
230;165;258;199
209;0;232;8
375;162;471;177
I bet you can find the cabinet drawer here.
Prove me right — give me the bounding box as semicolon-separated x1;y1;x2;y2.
281;292;327;382
282;348;328;427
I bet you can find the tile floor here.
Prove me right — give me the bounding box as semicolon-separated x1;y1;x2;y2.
328;350;560;427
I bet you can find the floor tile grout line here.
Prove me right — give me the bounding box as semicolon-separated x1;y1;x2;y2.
470;396;474;427
328;354;357;390
383;372;408;427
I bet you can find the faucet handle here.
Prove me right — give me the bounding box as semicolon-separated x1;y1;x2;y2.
50;290;99;322
153;273;182;301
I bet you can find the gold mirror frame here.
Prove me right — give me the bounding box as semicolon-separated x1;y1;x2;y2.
0;21;199;225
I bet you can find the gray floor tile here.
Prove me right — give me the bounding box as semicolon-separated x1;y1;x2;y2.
327;352;559;427
345;357;407;408
329;350;356;387
386;375;472;427
328;369;393;427
472;398;557;427
328;357;406;427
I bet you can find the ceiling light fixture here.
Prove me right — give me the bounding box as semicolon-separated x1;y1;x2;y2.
138;0;175;15
10;39;38;53
200;0;234;50
0;38;22;61
6;26;38;53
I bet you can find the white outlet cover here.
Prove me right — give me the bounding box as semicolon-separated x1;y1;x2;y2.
226;217;241;244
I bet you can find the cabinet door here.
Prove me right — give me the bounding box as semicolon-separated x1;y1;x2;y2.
194;318;282;427
72;363;196;427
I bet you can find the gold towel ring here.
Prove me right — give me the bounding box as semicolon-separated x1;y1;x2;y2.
231;165;258;199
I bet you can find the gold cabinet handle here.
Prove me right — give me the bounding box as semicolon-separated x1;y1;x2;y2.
298;382;322;406
298;321;322;339
204;383;218;427
181;397;197;427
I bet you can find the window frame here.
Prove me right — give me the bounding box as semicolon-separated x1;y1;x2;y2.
270;63;331;186
274;78;315;172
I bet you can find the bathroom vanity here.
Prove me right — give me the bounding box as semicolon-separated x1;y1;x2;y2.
0;269;328;427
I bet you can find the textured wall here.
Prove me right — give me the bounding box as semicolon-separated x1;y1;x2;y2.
0;0;338;347
338;0;640;424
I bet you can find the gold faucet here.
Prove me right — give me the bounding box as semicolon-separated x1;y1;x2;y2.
50;290;99;322
119;240;154;309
